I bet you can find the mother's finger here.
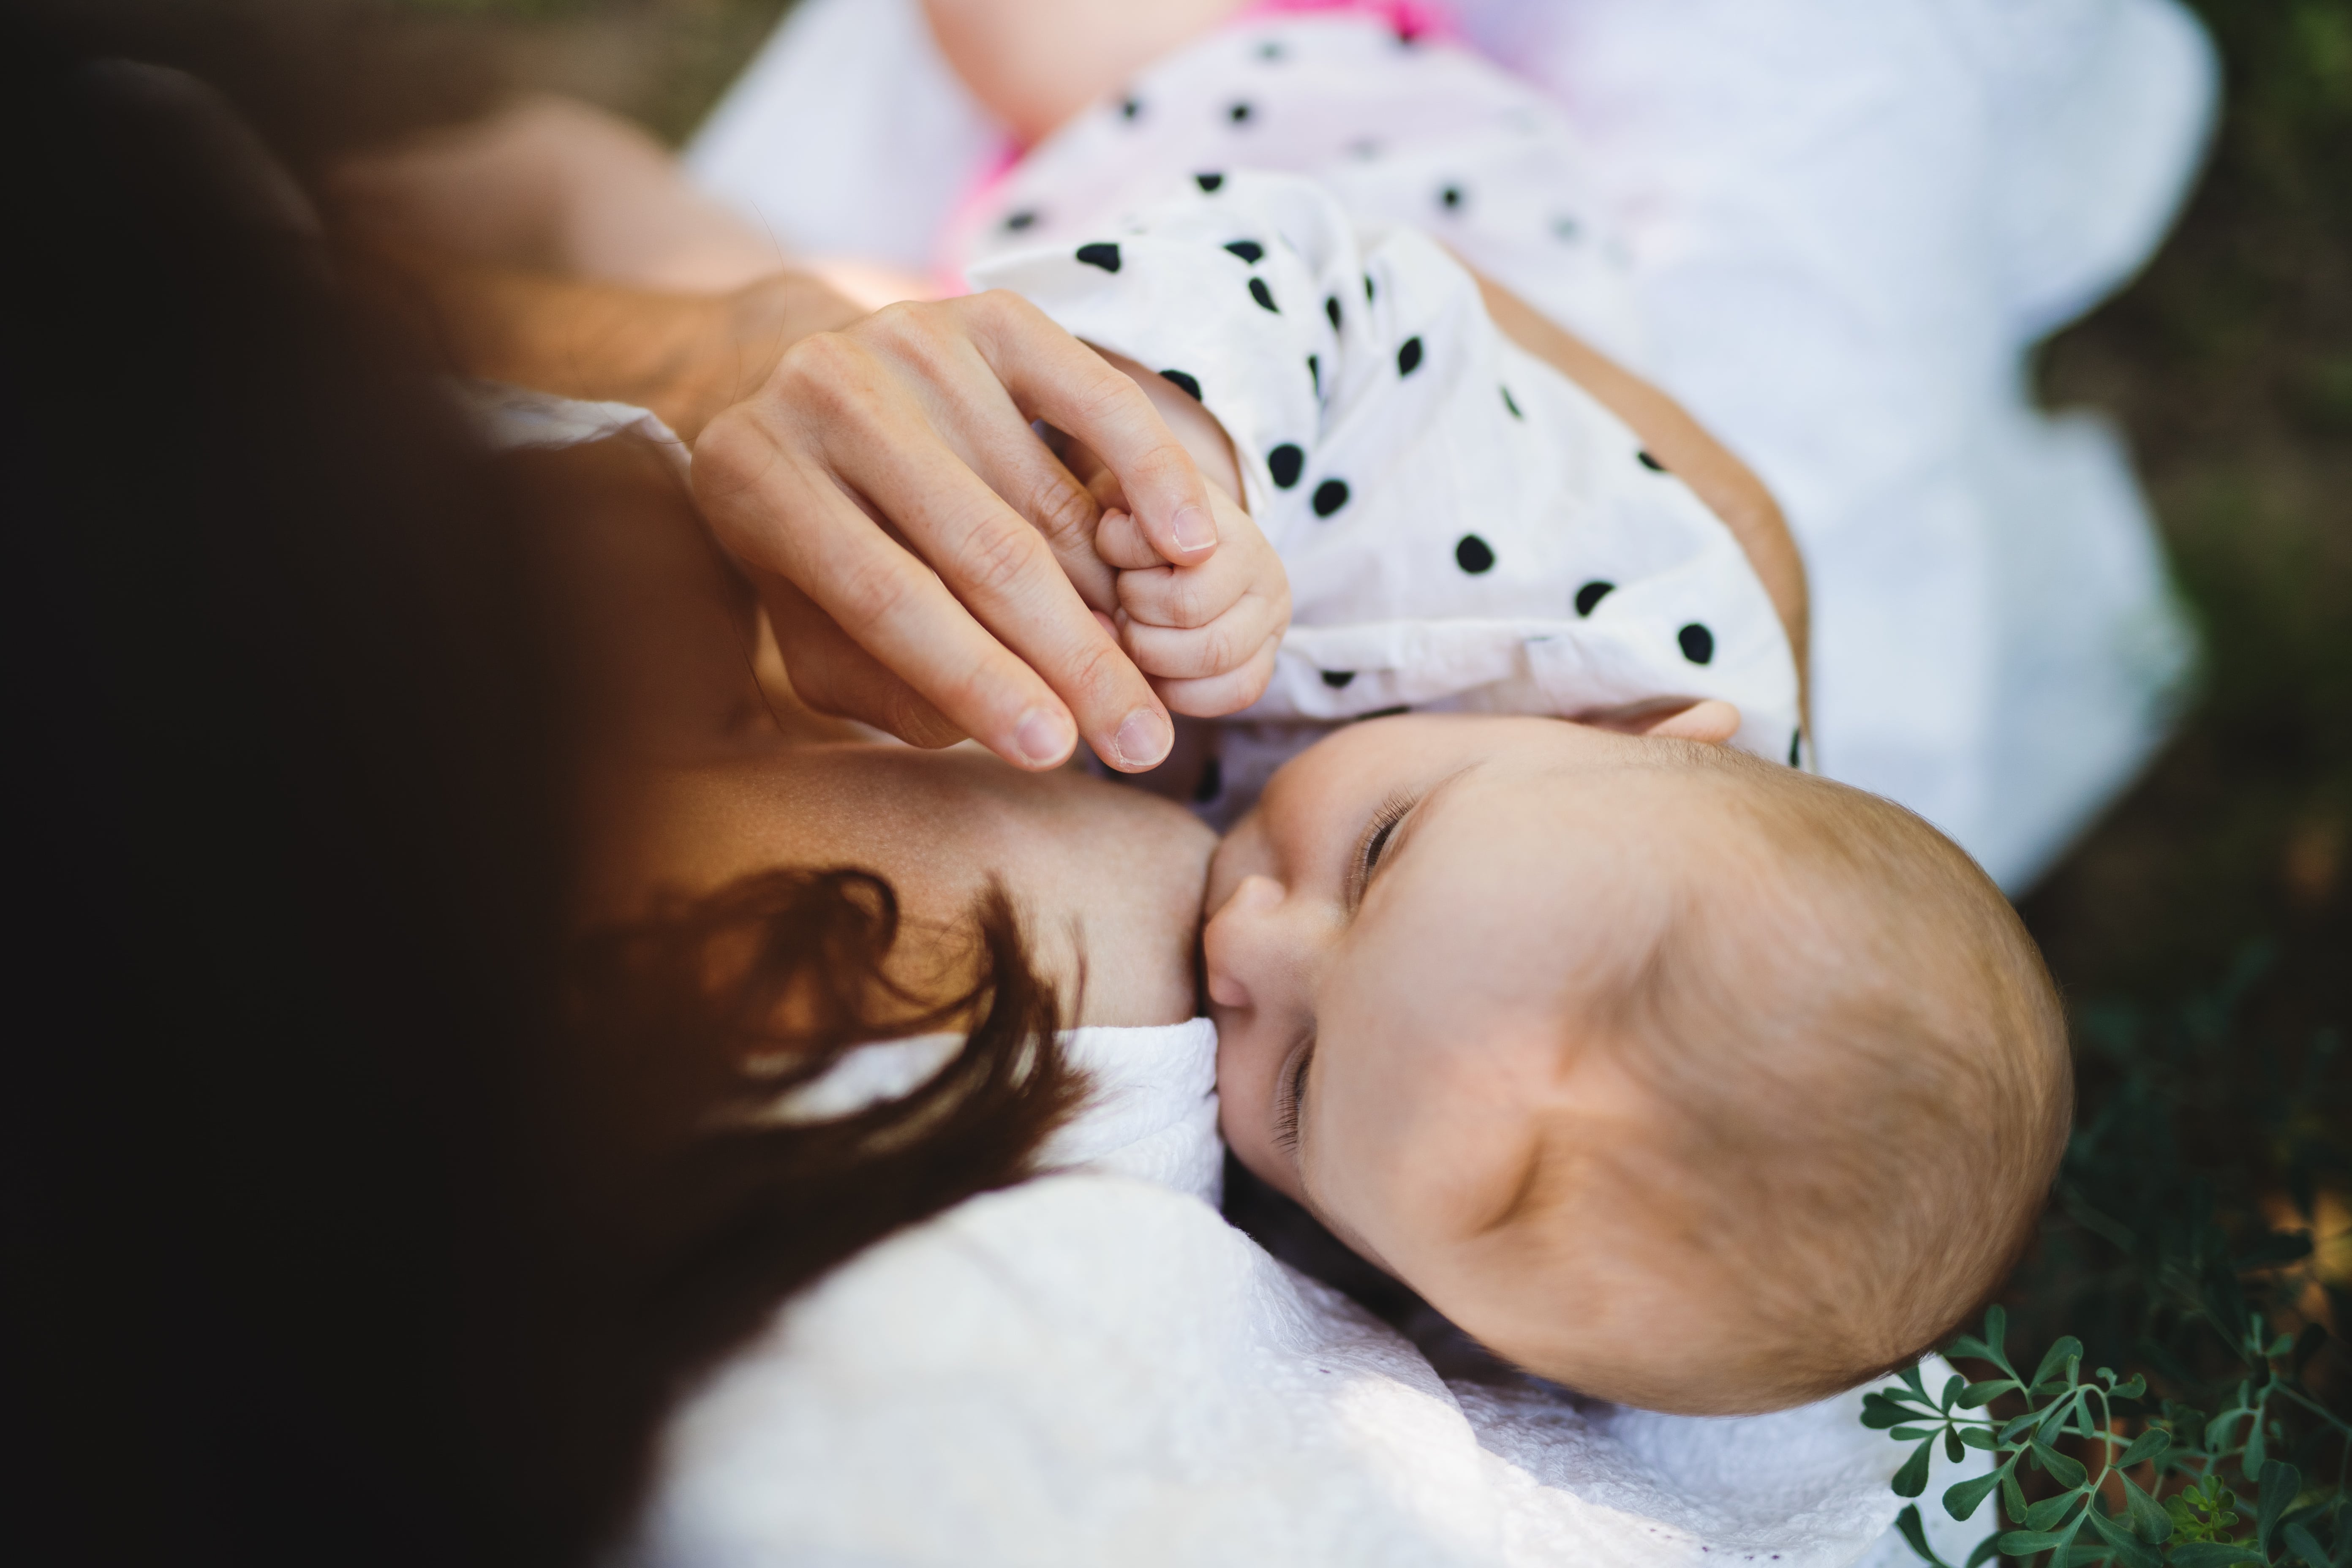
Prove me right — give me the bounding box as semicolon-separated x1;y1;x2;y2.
802;359;1174;770
696;400;1086;768
848;302;1120;613
960;291;1221;568
757;573;966;749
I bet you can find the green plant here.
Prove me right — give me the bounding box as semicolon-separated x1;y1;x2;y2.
1867;1301;2346;1568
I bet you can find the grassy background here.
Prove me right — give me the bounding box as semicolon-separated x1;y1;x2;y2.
400;0;2350;1386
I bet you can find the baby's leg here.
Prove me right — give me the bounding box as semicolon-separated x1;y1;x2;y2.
923;0;1249;143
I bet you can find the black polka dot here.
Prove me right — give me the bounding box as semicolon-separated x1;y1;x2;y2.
1224;239;1264;263
1249;277;1279;313
1678;623;1715;664
1119;97;1142;120
1195;172;1225;192
1438;184;1465;212
1003;210;1039;232
1638;449;1666;472
1552;215;1579;241
1192;754;1224;803
1347;137;1381;160
1574;580;1614;616
1364;273;1377;302
1075;242;1121;273
1455;534;1496;574
1320;670;1356;689
1257;40;1285;61
1307;354;1320;395
1312;479;1350;517
1358;705;1411;720
1397;337;1424;376
1160;369;1202;400
1501;386;1522;419
1325;296;1343;331
1267;444;1304;489
1228;101;1254;124
1788;730;1803;768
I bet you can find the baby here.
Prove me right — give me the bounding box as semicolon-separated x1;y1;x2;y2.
914;0;2072;1415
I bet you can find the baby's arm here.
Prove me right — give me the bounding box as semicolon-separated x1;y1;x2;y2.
923;0;1248;143
1467;270;1811;716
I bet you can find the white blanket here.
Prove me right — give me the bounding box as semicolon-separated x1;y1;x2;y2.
626;1022;1992;1566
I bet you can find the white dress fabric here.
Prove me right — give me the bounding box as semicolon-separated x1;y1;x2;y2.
686;0;2216;891
626;1018;1995;1568
967;155;1802;766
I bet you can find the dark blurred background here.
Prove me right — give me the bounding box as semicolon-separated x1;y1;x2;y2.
401;0;2352;1403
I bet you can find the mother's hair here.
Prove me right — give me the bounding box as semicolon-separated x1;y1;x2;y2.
1;11;1076;1564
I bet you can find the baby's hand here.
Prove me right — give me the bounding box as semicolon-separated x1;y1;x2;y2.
1093;490;1288;717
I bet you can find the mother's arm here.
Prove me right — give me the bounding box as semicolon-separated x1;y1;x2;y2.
335;106;1231;774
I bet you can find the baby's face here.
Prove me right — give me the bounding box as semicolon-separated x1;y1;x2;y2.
1204;713;1745;1405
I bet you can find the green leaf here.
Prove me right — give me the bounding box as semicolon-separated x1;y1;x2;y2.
1895;1503;1957;1568
1997;1529;2072;1556
2002;1470;2028;1524
1957;1426;1998;1451
1957;1380;2011;1408
1941;1374;1964;1411
2025;1492;2086;1533
2032;1440;2089;1490
2242;1416;2267;1478
2001;1409;2045;1443
2166;1544;2265;1568
2084;1503;2161;1568
2032;1337;2085;1389
2281;1522;2329;1568
1946;1429;1964;1465
1895;1437;1938;1499
1864;1394;1917;1429
1944;1470;2003;1522
1891;1426;1940;1441
2117;1428;2171;1468
2256;1460;2301;1554
1901;1364;1933;1403
1963;1535;2003;1568
2119;1473;2170;1544
2110;1373;2147;1401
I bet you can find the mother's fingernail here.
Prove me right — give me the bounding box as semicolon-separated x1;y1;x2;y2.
1113;708;1171;770
1171;503;1217;556
1015;707;1074;766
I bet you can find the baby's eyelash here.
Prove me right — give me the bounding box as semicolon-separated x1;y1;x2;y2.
1348;790;1416;907
1273;1034;1316;1155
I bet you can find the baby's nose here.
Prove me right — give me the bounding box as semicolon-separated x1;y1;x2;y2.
1202;874;1286;1009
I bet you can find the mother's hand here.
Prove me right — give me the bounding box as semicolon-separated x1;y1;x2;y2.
693;290;1222;773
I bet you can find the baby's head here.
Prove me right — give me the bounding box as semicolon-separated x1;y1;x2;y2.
1204;713;2069;1414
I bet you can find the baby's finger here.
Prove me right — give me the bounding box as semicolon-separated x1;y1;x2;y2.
1149;634;1281;718
1093;508;1164;572
1122;611;1276;682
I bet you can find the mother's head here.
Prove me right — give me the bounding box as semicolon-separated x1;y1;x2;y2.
3;18;1074;1565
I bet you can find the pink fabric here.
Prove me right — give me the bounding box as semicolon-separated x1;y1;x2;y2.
932;0;1465;291
1237;0;1460;46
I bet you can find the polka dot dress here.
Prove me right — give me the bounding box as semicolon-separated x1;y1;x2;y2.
961;16;1800;772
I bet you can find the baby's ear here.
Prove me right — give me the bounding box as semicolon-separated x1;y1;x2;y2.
1576;697;1742;745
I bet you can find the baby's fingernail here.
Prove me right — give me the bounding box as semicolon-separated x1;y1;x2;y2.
1171;504;1217;557
1014;707;1074;767
1113;708;1172;770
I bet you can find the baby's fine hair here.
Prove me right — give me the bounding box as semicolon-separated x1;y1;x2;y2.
1605;744;2071;1408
